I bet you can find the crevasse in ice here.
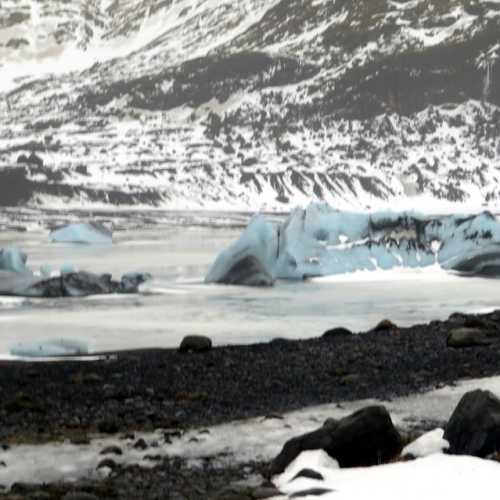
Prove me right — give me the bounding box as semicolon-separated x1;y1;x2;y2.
205;203;500;284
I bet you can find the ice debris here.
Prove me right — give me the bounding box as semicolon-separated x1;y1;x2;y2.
0;247;29;273
50;222;112;244
0;270;152;298
9;338;89;358
206;203;500;285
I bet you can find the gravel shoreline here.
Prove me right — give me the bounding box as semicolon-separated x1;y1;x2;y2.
2;310;500;498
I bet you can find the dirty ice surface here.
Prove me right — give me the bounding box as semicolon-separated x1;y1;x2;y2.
2;212;500;357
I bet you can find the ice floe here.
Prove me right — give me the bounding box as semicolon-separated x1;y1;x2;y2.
206;204;500;285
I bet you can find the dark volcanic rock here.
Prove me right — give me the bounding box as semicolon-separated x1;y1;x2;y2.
373;319;398;332
216;255;274;287
444;389;500;457
446;327;495;348
100;445;122;456
270;406;402;476
179;335;213;353
289;488;334;498
322;327;353;339
292;468;324;481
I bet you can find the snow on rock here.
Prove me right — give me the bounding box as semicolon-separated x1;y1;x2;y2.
402;428;449;459
2;376;500;492
274;453;500;500
206;204;500;284
49;222;113;245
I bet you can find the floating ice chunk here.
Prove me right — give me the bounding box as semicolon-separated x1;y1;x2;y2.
0;247;29;273
50;222;112;244
9;338;89;358
402;428;449;459
206;204;500;283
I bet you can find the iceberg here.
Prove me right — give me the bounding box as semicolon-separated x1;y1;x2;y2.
10;339;89;358
0;270;152;297
205;204;500;285
49;222;112;244
0;247;29;273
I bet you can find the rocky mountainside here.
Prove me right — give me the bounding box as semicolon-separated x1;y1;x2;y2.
1;0;500;211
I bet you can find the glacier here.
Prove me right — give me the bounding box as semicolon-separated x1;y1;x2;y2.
49;222;112;245
205;204;500;285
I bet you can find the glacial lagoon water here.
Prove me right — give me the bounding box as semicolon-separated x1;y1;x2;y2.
2;212;500;357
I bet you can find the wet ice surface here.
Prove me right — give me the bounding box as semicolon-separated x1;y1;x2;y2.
2;212;500;356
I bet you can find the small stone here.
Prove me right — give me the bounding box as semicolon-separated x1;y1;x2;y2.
98;419;119;434
10;483;40;494
322;327;353;339
447;328;493;348
179;335;212;353
27;492;51;500
97;458;117;470
61;493;99;500
70;434;90;445
292;468;324;481
290;488;334;498
373;319;397;332
133;438;148;450
100;446;122;456
82;373;102;384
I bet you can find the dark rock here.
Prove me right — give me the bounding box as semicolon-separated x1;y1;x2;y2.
27;492;51;500
10;483;40;494
99;445;122;456
373;319;398;332
97;419;119;434
0;461;5;467
270;406;401;476
210;255;274;287
290;489;334;498
82;373;102;384
322;327;353;339
292;468;324;481
322;418;339;430
179;335;213;353
133;438;148;450
61;493;99;500
446;328;495;348
96;458;117;470
444;389;500;457
213;485;280;499
70;434;90;445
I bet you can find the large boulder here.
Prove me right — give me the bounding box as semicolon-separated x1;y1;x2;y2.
269;406;402;476
444;389;500;457
446;328;496;348
179;335;212;353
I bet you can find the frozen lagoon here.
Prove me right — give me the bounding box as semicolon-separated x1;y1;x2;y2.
3;212;500;357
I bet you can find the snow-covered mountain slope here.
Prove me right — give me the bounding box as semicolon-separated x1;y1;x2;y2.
1;0;500;211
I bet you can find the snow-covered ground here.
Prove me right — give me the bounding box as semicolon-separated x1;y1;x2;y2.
1;375;500;494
